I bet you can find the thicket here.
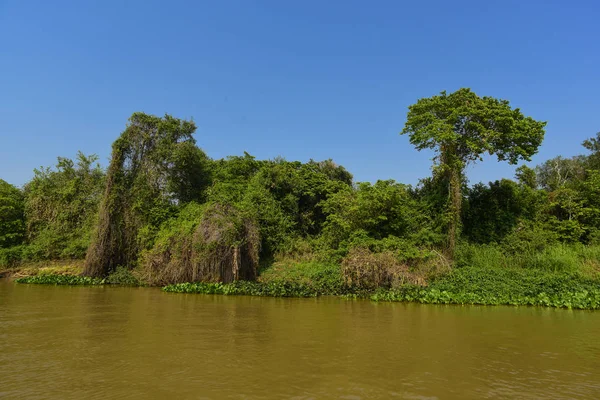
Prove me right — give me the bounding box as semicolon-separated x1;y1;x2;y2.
83;113;210;277
0;154;104;266
3;96;600;303
139;203;259;285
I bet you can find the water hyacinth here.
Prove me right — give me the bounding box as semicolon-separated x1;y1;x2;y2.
16;275;105;285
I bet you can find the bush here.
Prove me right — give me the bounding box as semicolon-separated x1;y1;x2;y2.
258;260;346;295
0;246;24;268
106;266;142;286
341;247;426;290
23;153;104;261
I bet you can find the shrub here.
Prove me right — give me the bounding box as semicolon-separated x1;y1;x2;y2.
0;245;24;268
258;260;346;295
341;247;426;290
23;153;104;261
106;266;142;286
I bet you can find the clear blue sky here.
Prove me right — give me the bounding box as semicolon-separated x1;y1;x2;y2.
1;0;598;187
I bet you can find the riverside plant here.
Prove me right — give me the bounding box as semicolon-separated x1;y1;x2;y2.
163;280;339;297
16;275;105;285
371;266;600;309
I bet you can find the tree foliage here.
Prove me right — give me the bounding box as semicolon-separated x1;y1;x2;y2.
4;104;600;291
463;179;544;244
0;179;25;248
401;88;546;256
84;113;208;276
23;152;105;259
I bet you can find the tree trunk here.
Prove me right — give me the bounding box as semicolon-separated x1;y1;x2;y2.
447;165;462;260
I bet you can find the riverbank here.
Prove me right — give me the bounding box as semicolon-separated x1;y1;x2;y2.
161;266;600;309
12;258;600;309
0;260;83;279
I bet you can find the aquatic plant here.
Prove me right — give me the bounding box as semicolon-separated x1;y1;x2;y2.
16;274;105;285
163;281;322;297
372;266;600;309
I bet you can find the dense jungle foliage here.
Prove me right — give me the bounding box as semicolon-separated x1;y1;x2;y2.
3;89;600;306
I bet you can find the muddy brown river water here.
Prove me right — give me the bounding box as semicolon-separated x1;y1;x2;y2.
1;280;599;399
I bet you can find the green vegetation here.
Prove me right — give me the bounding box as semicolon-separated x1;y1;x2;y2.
401;88;546;257
259;261;348;295
84;113;208;277
163;281;325;297
5;89;600;309
0;179;25;250
24;153;105;260
16;274;105;285
371;266;600;310
139;202;259;285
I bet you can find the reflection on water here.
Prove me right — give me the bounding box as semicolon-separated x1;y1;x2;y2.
1;280;599;399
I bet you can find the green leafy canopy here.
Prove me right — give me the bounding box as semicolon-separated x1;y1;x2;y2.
401;88;546;168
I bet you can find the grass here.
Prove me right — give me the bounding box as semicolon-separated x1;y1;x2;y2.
0;260;84;279
12;263;142;286
456;243;600;275
12;245;600;309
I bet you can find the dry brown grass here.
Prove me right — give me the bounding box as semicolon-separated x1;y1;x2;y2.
1;260;84;279
581;258;600;280
341;247;451;290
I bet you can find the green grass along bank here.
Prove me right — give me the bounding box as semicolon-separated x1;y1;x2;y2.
14;256;600;310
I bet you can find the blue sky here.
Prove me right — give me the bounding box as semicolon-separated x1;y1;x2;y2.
1;0;598;187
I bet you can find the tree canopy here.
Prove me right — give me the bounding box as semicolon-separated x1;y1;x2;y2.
0;179;25;248
84;113;208;276
401;88;546;256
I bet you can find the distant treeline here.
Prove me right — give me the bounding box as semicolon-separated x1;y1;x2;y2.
1;90;599;287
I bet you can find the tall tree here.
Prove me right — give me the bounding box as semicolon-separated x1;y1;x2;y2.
401;88;546;258
535;156;586;191
84;113;204;277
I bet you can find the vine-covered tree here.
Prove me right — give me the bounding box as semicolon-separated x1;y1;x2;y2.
401;88;546;257
84;112;210;277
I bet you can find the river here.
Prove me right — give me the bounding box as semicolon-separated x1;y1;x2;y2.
1;280;599;399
